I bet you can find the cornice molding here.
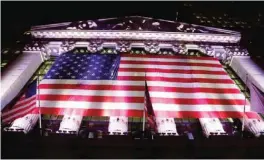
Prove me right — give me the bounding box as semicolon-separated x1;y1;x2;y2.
30;30;241;44
23;40;248;65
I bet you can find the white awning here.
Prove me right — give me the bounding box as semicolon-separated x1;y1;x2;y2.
1;52;43;110
230;56;264;92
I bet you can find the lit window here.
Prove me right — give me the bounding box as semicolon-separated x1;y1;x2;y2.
3;50;8;54
15;50;20;54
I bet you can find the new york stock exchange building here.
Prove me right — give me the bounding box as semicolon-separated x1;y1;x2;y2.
2;16;264;158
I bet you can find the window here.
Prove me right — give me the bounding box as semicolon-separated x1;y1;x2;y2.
224;65;250;101
30;59;56;82
83;116;92;121
174;118;182;123
188;118;198;123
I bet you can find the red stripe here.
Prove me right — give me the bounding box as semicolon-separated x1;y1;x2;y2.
150;98;246;105
117;76;145;81
147;76;233;84
39;84;145;91
9;96;36;110
153;111;261;119
122;54;218;61
121;60;222;68
2;103;36;119
18;95;26;101
2;105;37;123
40;107;143;117
148;86;241;94
2;97;36;116
39;95;144;103
117;76;234;84
118;68;227;75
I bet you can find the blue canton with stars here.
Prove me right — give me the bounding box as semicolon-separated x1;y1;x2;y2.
44;53;121;80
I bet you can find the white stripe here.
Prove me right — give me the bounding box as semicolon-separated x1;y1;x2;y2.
118;72;230;79
40;89;144;97
2;98;36;117
152;104;251;112
15;95;36;106
147;81;238;89
40;79;145;86
122;57;220;64
40;101;144;110
149;92;245;100
2;104;36;123
120;64;224;71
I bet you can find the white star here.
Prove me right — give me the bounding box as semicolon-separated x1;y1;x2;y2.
76;56;80;59
67;72;72;75
59;76;63;79
74;61;78;64
78;64;81;67
89;64;93;67
71;76;76;79
81;59;84;61
83;76;88;79
51;69;56;72
93;67;97;70
47;75;51;78
70;67;75;69
75;70;79;73
55;72;60;75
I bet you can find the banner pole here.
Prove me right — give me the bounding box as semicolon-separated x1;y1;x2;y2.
241;74;248;137
142;73;147;134
37;75;42;136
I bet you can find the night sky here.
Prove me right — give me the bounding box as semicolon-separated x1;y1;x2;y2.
2;1;181;47
2;1;264;50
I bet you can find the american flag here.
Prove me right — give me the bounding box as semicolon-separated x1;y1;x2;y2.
1;80;38;124
145;81;158;131
38;53;259;119
38;53;145;117
119;54;259;119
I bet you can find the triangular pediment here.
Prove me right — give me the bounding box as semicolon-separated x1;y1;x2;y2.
31;16;239;35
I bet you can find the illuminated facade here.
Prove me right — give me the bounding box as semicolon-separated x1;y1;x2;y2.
1;16;264;140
